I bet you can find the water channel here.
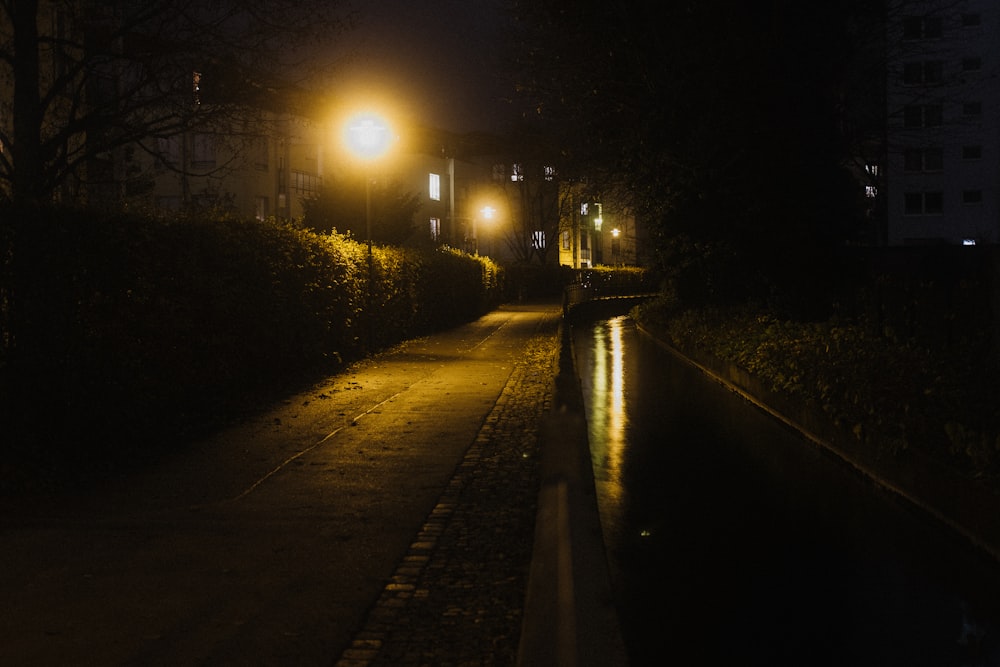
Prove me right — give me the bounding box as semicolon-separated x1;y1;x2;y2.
572;316;1000;666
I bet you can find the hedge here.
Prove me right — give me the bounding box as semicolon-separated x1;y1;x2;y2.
0;207;503;485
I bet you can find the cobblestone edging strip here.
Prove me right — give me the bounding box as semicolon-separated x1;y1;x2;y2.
334;321;561;667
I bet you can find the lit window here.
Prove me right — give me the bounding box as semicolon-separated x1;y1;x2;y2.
291;171;321;194
866;185;878;198
963;239;977;246
192;71;201;106
511;163;523;182
865;164;879;177
429;173;440;201
544;165;556;181
255;196;269;221
531;231;546;249
562;230;570;249
580;202;589;216
429;217;441;241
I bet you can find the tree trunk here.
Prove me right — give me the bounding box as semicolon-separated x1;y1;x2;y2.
11;0;44;206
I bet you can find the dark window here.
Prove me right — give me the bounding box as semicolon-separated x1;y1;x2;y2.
192;134;216;168
963;190;983;204
903;16;942;39
924;105;943;126
962;14;981;27
924;61;944;83
963;145;982;159
923;17;943;38
924;192;943;214
924;148;943;170
903;61;944;85
962;57;982;72
963;102;982;117
903;63;923;84
904;193;923;215
903;147;943;171
904;192;943;215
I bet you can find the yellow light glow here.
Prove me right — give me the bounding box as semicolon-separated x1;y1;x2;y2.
342;111;396;161
611;228;620;238
481;205;496;220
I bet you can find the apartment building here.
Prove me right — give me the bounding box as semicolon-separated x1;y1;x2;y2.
557;184;639;269
886;0;999;245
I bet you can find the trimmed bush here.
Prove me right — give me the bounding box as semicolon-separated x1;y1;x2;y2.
0;206;504;486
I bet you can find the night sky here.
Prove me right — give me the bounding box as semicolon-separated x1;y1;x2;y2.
332;0;511;134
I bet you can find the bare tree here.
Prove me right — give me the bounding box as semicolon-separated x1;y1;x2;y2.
0;0;352;206
493;159;560;264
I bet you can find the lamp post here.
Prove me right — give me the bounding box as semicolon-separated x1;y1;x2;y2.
344;111;395;352
476;205;496;256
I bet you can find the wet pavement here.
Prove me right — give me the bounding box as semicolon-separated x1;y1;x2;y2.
0;302;585;666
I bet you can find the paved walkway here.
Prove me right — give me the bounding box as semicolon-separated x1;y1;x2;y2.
1;302;565;666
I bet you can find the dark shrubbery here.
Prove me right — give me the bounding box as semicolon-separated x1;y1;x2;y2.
634;245;1000;481
0;206;504;487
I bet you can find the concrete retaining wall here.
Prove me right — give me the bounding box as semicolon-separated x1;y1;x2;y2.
642;326;1000;566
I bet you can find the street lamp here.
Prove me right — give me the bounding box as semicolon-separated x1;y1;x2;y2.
343;111;395;352
475;205;496;255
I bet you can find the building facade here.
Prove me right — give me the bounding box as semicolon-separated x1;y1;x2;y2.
886;0;1000;245
557;184;639;269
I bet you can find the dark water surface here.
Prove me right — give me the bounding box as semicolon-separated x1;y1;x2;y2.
572;316;1000;667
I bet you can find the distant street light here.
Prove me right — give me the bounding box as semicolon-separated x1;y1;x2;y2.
473;205;496;256
343;111;396;352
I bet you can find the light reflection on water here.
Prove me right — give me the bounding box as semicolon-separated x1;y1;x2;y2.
573;315;1000;667
583;316;628;541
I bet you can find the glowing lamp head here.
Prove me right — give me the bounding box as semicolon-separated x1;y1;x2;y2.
481;206;496;220
344;111;395;161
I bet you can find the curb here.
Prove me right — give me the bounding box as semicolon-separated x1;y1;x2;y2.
518;321;629;667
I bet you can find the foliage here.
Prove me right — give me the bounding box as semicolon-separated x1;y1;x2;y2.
0;205;503;489
300;177;423;246
506;0;871;312
0;0;352;205
572;265;659;297
634;297;1000;479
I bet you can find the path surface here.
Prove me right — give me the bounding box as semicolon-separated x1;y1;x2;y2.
1;302;563;666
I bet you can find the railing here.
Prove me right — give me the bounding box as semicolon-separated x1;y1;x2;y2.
562;285;657;321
